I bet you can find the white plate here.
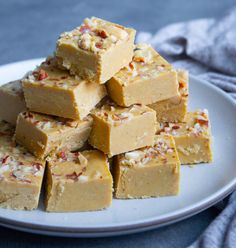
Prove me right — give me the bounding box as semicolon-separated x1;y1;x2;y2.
0;59;236;238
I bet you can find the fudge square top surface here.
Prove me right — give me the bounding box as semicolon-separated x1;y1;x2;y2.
56;17;136;84
117;134;180;167
0;121;45;185
159;110;211;137
22;56;107;120
114;43;172;83
107;43;179;106
0;80;27;125
0;80;24;97
23;56;94;91
48;150;111;183
92;101;156;127
58;17;134;54
18;111;93;135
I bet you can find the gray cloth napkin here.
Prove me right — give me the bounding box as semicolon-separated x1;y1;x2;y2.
136;7;236;100
136;7;236;248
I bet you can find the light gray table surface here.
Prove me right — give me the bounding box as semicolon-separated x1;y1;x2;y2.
0;0;235;247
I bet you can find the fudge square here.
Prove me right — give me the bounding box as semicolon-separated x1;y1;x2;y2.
89;102;157;157
56;17;136;84
0;80;26;125
22;56;107;120
148;69;189;123
0;121;45;210
113;135;180;199
45;150;113;212
15;111;93;159
106;43;179;106
159;110;213;164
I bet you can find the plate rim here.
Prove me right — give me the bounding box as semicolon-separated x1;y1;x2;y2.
0;181;235;237
0;58;236;237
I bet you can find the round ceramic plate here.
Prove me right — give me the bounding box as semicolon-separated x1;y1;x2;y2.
0;59;236;238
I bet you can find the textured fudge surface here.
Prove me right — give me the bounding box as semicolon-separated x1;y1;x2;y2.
0;121;45;210
89;101;157;156
114;135;180;198
22;56;107;119
148;69;188;122
160;110;211;137
45;150;113;212
113;43;173;83
159;110;213;164
92;102;156;125
107;43;179;106
56;17;136;84
58;17;133;54
0;80;26;125
0;80;24;96
15;111;93;159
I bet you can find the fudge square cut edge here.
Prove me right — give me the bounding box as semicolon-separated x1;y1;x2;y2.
22;56;107;120
148;69;189;123
56;17;136;84
45;150;113;212
113;134;180;199
106;43;179;107
159;109;213;164
0;80;27;125
15;111;93;159
0;121;45;210
89;103;157;157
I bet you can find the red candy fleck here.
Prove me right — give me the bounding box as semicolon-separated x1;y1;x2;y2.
95;42;103;49
33;120;40;125
23;112;33;119
80;24;91;33
196;119;209;127
97;30;108;39
172;125;180;130
33;69;48;81
38;69;48;80
179;80;185;89
129;62;134;70
60;76;68;79
58;151;67;160
28;112;33;118
2;155;9;164
33;162;41;171
66;171;82;181
133;57;145;63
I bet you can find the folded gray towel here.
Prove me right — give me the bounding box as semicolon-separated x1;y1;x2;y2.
189;192;236;248
137;7;236;248
137;7;236;100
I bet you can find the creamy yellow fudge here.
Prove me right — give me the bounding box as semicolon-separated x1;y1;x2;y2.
45;150;113;212
0;121;45;210
0;80;27;125
15;111;93;159
148;69;188;122
158;110;213;164
22;56;107;120
114;135;180;199
89;101;157;157
56;17;136;84
106;43;179;106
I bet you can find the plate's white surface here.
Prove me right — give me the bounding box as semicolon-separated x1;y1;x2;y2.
0;59;236;237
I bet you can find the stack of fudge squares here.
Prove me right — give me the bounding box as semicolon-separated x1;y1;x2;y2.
0;17;213;212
